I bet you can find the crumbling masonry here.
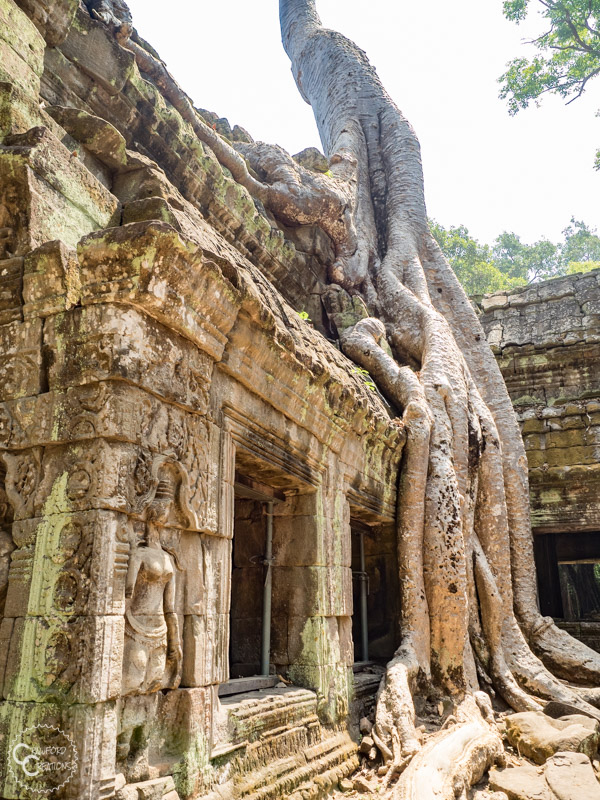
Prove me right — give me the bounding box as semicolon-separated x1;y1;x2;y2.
0;1;599;799
0;2;402;798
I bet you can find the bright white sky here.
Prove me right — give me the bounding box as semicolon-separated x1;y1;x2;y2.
126;0;599;246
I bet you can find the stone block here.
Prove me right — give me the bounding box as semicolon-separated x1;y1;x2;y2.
77;222;240;361
505;711;600;765
122;196;182;227
273;565;352;617
0;256;24;325
0;388;216;535
274;513;323;566
0;318;42;402
545;751;600;800
523;433;543;450
22;239;81;319
545;428;585;449
270;613;289;665
338;616;354;666
45;305;214;413
0;0;44;96
521;418;547;434
481;293;508;312
230;567;263;618
47;106;128;170
287;615;342;667
4;510;129;618
526;449;547;469
157;685;215;752
0;698;118;799
287;662;351;723
0;81;47;138
562;415;585;430
0;617;14;689
116;776;177;800
2;613;124;702
545;445;597;468
14;0;79;46
60;7;135;95
181;613;228;687
0;126;120;253
489;763;553;800
203;536;231;613
31;439;139;518
272;493;319;517
230;613;261;665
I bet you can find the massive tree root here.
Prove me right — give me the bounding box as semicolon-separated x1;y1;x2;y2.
272;1;600;795
103;1;600;796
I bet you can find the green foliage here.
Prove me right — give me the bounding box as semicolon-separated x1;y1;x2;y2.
566;259;600;273
352;367;377;392
560;217;600;263
492;231;558;282
430;220;520;295
431;216;600;295
500;0;600;166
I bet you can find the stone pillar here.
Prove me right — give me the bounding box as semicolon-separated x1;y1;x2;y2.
0;219;231;799
272;462;353;724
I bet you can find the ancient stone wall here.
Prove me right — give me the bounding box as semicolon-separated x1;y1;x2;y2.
0;3;403;798
480;271;600;629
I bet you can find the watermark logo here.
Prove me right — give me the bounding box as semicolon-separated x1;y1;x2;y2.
8;724;78;797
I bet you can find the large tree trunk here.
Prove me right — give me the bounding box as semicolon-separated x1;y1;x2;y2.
273;1;600;795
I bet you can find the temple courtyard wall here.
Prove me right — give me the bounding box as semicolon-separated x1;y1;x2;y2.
480;271;600;651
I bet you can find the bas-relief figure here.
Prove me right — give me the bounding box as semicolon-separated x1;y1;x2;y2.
122;454;199;698
122;471;183;696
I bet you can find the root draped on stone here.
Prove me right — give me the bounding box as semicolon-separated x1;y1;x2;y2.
98;2;600;796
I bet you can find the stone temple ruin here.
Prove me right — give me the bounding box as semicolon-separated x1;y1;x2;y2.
0;1;599;799
479;275;600;653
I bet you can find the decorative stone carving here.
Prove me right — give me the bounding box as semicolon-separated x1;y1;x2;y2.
2;448;41;520
132;454;198;531
0;471;13;620
122;456;198;697
0;178;24;259
122;534;180;695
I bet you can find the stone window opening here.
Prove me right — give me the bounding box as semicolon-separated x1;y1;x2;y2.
535;531;600;653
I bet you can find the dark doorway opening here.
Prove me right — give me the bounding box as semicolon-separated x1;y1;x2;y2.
534;531;600;621
228;473;284;682
351;521;398;664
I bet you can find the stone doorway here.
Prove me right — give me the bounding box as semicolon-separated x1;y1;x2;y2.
227;473;285;685
351;521;399;665
535;531;600;653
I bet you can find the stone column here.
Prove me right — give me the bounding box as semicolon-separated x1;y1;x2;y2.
272;461;353;724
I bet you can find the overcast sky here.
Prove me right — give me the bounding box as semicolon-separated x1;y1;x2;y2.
126;0;599;246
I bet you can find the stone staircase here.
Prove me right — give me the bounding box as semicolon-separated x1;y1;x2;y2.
206;687;359;800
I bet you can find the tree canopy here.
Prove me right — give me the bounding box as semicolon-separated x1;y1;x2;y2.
432;217;600;294
500;0;600;167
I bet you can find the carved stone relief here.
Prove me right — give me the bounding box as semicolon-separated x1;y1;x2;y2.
122;455;199;697
2;448;41;520
0;178;26;259
0;475;14;621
